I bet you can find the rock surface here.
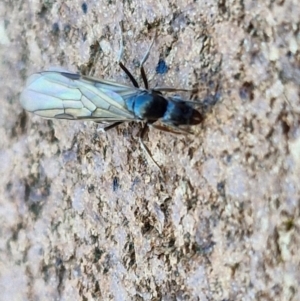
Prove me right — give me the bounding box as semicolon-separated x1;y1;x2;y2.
0;0;299;300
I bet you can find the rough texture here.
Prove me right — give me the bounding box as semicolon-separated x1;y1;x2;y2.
0;0;300;300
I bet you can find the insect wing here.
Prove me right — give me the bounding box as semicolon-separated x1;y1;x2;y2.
20;71;137;121
82;75;141;100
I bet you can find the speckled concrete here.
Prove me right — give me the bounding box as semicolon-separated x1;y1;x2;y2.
0;0;299;300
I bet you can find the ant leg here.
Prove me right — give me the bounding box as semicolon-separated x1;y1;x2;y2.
117;22;124;64
140;31;157;89
119;62;139;88
139;122;162;173
153;87;198;93
104;122;124;131
148;123;193;135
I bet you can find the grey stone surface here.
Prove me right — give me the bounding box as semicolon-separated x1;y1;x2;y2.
0;0;299;300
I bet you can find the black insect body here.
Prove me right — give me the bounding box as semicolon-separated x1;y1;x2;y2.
125;90;202;126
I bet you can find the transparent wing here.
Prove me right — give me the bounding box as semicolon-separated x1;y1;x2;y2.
20;71;139;122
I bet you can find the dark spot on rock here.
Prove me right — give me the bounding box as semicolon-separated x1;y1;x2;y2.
155;58;168;74
239;81;254;101
113;176;119;191
52;22;60;35
81;2;88;14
